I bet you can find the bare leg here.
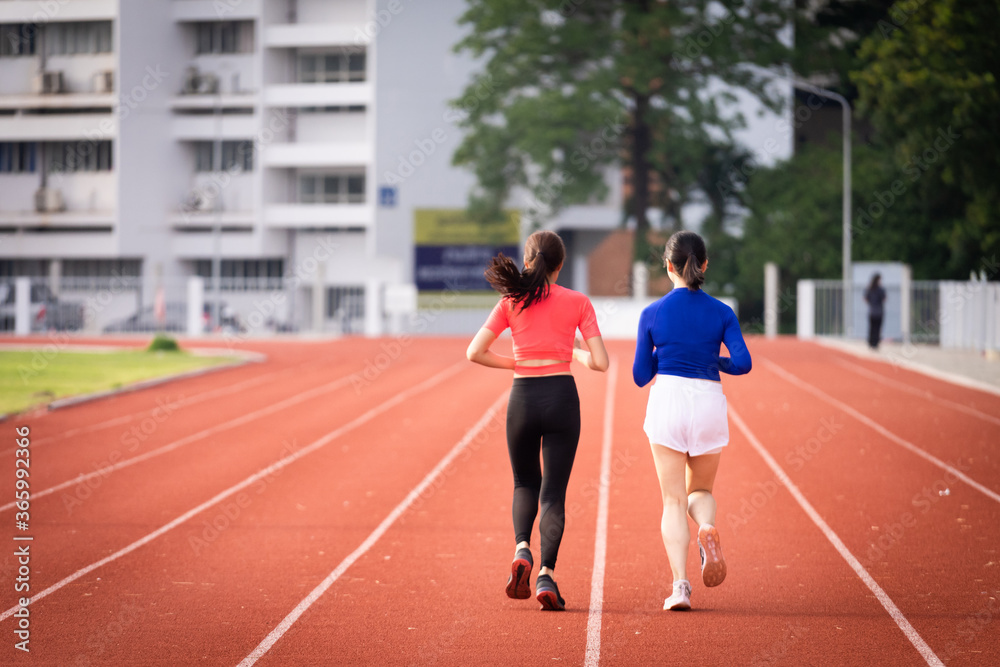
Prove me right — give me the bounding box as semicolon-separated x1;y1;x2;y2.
649;443;690;583
685;452;722;526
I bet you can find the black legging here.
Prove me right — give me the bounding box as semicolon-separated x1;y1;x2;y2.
506;375;581;570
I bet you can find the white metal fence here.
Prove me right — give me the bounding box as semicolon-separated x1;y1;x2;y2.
799;278;998;350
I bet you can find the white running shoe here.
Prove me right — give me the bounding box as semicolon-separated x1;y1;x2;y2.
663;580;692;611
698;524;727;587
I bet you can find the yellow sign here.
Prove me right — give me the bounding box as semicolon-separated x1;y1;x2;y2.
414;209;520;246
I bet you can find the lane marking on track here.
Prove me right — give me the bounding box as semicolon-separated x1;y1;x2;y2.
728;406;945;667
0;368;362;514
238;389;508;667
585;357;617;667
764;359;1000;505
833;358;1000;427
0;362;465;623
2;360;318;454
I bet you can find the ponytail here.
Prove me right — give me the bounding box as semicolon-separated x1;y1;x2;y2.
484;231;566;310
664;230;707;291
681;255;705;290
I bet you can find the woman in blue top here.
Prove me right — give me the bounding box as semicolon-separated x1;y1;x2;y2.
632;231;752;611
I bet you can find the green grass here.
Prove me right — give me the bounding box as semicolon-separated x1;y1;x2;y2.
0;348;235;415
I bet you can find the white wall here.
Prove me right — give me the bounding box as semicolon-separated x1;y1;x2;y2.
0;175;39;212
0;59;37;95
298;111;366;143
298;0;367;24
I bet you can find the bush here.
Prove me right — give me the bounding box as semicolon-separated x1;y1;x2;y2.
147;334;181;352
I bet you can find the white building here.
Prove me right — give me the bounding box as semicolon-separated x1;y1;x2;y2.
0;0;785;336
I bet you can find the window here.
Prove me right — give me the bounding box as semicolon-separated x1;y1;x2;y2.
45;22;113;56
0;143;37;173
43;141;113;173
193;141;254;172
326;286;365;323
194;21;254;55
298;50;366;83
61;259;141;290
299;173;366;204
194;259;284;290
0;24;37;57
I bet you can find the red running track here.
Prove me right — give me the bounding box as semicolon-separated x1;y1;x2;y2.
1;336;997;665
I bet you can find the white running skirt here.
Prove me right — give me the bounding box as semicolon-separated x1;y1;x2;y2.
643;374;729;457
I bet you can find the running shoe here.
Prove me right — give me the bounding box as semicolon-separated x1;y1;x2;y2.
505;547;533;600
663;580;692;611
698;524;727;587
535;573;565;611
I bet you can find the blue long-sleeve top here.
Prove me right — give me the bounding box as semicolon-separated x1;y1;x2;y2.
633;287;752;387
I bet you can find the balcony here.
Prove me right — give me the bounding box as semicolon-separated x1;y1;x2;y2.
172;0;261;22
0;0;116;22
261;142;369;169
264;203;372;229
172;114;259;140
0;172;115;220
264;82;371;108
0;113;116;141
265;23;365;49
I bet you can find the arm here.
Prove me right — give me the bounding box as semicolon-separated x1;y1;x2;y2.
632;308;657;387
466;327;516;370
718;311;752;375
573;335;609;372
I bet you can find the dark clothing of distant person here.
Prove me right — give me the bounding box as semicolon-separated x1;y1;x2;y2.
865;283;886;349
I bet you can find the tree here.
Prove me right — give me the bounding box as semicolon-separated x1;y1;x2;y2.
450;0;792;276
852;0;1000;274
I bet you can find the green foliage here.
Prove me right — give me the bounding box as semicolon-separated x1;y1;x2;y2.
852;0;1000;273
451;0;793;259
147;334;181;353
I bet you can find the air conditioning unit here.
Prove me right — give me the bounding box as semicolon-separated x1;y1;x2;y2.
34;188;66;213
183;190;217;213
182;67;219;95
36;71;65;94
195;73;219;95
92;70;114;94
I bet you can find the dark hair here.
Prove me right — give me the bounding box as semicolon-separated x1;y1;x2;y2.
484;230;566;310
664;230;707;291
868;273;881;290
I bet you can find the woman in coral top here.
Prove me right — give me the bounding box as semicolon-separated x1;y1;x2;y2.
467;230;608;611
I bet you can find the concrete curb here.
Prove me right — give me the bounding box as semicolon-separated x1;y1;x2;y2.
812;336;1000;398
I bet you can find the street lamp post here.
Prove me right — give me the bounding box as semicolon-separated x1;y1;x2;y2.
789;79;852;337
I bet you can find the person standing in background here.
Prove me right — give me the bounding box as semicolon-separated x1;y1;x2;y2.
865;273;886;350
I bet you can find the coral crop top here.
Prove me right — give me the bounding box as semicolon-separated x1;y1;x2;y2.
483;284;602;376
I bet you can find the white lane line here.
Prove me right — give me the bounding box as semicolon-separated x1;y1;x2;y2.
833;358;1000;428
585;357;618;667
728;406;945;667
0;362;465;623
238;389;508;667
764;359;1000;505
0;369;360;514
